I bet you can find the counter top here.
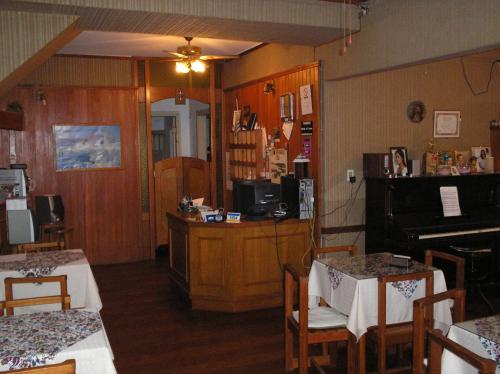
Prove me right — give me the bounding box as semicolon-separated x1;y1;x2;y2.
167;210;302;228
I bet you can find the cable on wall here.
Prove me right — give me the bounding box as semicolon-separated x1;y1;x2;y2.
460;57;498;96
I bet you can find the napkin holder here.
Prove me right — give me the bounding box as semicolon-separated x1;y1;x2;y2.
390;255;413;268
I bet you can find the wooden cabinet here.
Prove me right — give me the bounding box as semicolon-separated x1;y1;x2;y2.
168;211;310;312
229;129;265;180
0;203;7;253
0;111;24;131
154;157;210;247
491;128;500;171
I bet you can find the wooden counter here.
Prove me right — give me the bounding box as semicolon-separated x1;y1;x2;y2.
167;211;311;312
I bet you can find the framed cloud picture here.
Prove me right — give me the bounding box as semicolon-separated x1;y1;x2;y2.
54;124;122;171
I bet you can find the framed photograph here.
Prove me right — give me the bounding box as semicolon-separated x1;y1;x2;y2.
54;124;122;171
390;147;408;176
434;111;461;138
471;146;491;171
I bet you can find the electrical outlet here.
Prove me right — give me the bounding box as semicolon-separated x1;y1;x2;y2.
347;169;355;182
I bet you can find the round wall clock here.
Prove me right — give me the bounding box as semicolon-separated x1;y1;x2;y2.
407;101;426;123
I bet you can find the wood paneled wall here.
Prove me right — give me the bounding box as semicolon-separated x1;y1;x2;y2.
21;56;134;88
223;62;321;209
0;87;148;264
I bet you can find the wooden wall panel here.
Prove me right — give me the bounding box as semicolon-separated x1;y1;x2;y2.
21;56;133;88
222;62;321;211
0;87;146;264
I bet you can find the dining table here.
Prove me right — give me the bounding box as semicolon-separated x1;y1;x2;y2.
308;252;453;373
0;249;102;314
442;314;500;373
0;308;116;374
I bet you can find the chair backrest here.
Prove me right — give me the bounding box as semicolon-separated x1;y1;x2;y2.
0;359;76;374
427;329;496;374
284;264;308;337
16;240;65;253
313;245;357;260
425;250;465;289
4;275;71;315
412;288;465;374
378;270;434;374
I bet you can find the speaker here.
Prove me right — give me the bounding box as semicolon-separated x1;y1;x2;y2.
35;195;64;224
363;153;390;178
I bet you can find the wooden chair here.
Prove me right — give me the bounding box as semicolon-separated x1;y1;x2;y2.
425;250;465;289
284;264;355;374
313;245;358;260
0;359;76;374
412;288;465;374
16;240;66;253
4;275;71;315
427;329;496;374
368;270;434;374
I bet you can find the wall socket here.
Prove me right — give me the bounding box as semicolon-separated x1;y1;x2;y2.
347;169;355;182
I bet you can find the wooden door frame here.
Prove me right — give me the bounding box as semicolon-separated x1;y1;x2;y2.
146;61;218;254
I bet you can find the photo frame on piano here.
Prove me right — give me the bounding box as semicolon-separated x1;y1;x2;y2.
390;146;408;176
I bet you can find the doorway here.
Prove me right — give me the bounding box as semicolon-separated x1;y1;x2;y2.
152;114;178;162
196;111;211;161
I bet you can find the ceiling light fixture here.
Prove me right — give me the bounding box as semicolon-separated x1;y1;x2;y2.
175;59;206;74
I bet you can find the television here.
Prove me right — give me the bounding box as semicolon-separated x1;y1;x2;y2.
233;180;280;217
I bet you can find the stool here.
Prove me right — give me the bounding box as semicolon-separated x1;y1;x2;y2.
450;245;496;314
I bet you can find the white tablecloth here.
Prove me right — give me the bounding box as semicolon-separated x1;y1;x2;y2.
0;309;116;374
442;315;500;374
309;256;452;340
0;249;102;314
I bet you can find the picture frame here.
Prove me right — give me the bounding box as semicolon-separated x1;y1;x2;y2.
433;110;461;138
471;146;491;172
54;124;122;171
280;92;294;121
389;146;409;176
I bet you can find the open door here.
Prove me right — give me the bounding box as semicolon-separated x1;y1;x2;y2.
154;157;210;247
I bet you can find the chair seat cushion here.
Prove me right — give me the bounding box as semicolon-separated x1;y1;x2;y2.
293;306;348;329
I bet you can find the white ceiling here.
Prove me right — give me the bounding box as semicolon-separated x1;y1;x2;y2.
58;31;262;58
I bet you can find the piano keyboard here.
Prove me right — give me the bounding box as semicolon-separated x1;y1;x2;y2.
418;226;500;240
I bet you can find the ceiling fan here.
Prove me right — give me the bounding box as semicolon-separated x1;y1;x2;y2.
163;36;239;73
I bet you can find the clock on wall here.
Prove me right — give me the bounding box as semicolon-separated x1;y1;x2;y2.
407;101;426;123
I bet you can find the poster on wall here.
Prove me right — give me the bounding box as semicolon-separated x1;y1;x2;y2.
54;124;122;171
269;148;288;184
300;84;313;115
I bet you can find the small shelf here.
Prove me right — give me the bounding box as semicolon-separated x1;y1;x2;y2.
230;161;256;167
229;144;256;149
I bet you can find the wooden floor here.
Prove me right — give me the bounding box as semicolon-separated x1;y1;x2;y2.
92;255;500;374
92;255;285;373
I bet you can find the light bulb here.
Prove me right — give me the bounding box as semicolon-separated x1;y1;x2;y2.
175;62;190;74
191;59;206;73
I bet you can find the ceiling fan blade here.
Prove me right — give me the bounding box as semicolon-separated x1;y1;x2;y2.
200;55;239;60
162;50;188;58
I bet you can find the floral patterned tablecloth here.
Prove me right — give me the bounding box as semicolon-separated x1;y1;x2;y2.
322;252;434;298
309;253;451;339
0;251;85;277
444;314;500;372
0;310;102;370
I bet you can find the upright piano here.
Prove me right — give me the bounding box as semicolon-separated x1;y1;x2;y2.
365;174;500;260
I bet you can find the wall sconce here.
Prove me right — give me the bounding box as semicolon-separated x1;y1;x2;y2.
263;80;275;95
36;90;47;106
